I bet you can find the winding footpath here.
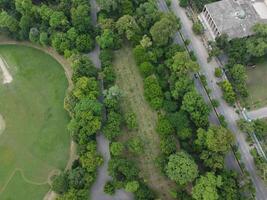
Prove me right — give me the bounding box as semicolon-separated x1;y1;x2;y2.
157;1;267;199
88;1;133;200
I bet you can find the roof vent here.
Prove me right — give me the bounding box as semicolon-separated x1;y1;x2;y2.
236;9;246;19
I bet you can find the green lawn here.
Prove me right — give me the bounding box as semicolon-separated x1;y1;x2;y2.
0;45;70;199
113;45;176;200
245;61;267;110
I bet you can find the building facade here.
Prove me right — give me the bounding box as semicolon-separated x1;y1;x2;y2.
199;0;267;40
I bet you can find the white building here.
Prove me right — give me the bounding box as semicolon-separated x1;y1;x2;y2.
199;0;267;40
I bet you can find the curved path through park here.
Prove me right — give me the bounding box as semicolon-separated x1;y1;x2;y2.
88;1;133;200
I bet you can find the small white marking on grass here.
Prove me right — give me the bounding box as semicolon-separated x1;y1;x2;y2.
0;114;6;136
0;56;13;84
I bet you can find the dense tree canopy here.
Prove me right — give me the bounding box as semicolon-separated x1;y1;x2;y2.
166;152;198;185
150;13;180;46
192;172;222;200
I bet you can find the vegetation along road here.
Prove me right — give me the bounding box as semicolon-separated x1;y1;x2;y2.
158;0;267;199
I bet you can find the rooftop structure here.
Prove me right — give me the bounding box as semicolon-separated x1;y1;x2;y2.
199;0;267;40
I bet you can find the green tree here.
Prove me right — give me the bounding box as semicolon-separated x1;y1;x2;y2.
171;76;193;100
103;111;122;140
192;22;204;35
150;13;180;46
29;27;39;43
39;32;49;46
156;115;174;137
167;110;192;140
192;172;222;200
71;4;91;33
71;55;98;80
144;75;164;110
97;0;119;12
110;142;124;156
166;152;198;185
139;62;154;77
170;51;199;76
72;77;99;100
195;126;234;170
182;90;210;128
140;35;152;48
52;173;69;194
136;1;160;31
0;11;19;33
80;142;103;172
179;0;189;7
103;85;122;110
19;15;32;39
49;11;68;30
229;64;248;97
68;98;102;144
127;137;143;154
51;32;70;54
214;67;222;78
246;37;267;57
96;29;120;49
116;15;140;41
220;80;236;105
15;0;33;15
125;181;140;193
56;188;88;200
160;135;176;155
104;181;116;195
125;111;138;130
75;34;94;53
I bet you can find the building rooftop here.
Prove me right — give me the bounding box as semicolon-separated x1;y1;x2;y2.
204;0;267;39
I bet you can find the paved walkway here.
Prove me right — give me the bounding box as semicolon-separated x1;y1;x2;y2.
248;107;267;120
157;0;267;199
89;1;133;200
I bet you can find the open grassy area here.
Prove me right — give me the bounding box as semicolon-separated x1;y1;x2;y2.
245;61;267;110
113;45;176;200
0;45;70;199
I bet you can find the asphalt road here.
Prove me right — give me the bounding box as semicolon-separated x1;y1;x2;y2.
248;107;267;120
89;1;134;200
157;0;267;199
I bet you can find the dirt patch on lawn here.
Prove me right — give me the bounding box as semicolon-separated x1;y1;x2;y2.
0;114;5;136
0;56;13;84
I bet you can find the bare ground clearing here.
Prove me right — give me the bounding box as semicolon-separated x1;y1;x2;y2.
113;46;176;200
0;56;13;84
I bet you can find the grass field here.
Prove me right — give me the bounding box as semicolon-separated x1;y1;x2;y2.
113;45;176;200
0;45;70;199
245;61;267;110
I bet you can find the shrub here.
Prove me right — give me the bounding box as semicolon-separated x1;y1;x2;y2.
39;32;49;45
211;99;220;107
220;80;236;105
52;173;69;194
144;75;164;110
179;0;189;7
104;181;116;195
139;62;154;77
156;115;174;137
214;67;222;78
125;181;140;193
110;142;124;156
125;111;138;130
192;22;204;35
127;137;143;154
